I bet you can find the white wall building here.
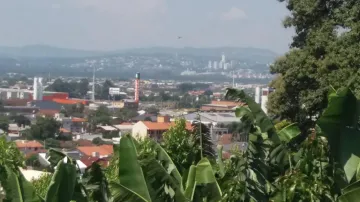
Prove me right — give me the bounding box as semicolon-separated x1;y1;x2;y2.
33;77;43;100
255;87;274;114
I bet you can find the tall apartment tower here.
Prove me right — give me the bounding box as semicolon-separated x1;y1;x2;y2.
33;77;43;100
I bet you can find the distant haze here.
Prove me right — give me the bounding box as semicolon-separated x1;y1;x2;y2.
0;0;293;54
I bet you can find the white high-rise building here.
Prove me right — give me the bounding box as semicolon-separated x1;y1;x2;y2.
221;53;226;63
213;61;218;69
33;77;44;100
219;61;223;69
254;87;274;114
208;61;212;69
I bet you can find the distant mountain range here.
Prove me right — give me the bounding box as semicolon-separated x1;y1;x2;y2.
0;45;279;63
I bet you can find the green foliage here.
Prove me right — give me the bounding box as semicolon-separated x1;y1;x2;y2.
0;116;9;132
269;0;360;128
31;173;53;199
145;107;159;115
0;165;41;202
95;80;115;100
114;108;138;122
162;119;197;173
0;136;25;171
274;119;292;132
44;149;87;202
87;106;111;131
82;162;110;202
317;86;360;184
24;117;61;140
46;78;89;98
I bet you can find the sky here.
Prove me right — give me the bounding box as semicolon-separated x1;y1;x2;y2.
0;0;294;53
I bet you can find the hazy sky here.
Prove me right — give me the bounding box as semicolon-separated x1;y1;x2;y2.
0;0;294;53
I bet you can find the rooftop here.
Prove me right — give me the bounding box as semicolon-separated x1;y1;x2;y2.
15;140;43;148
142;121;193;131
77;145;113;157
72;117;87;122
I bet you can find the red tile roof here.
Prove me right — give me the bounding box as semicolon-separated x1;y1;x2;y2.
77;145;113;157
211;101;239;107
60;128;71;133
72;117;87;122
15;140;43;148
38;109;60;116
142;121;193;131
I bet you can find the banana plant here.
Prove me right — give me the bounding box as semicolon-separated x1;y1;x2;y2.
225;88;278;201
109;134;222;202
0;164;41;202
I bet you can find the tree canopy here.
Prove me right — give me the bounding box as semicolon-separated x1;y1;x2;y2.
268;0;360;129
45;78;89;98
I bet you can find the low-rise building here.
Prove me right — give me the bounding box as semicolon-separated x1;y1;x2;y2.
132;115;192;141
15;140;44;155
77;145;113;158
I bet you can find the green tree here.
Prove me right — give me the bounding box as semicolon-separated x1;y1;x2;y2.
31;173;53;199
25;117;61;140
162;119;197;173
87;105;111;131
95;80;115;100
269;0;360;130
145;106;159;115
115;108;138;122
0;116;9;132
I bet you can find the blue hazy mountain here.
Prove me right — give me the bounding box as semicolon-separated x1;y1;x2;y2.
0;45;278;62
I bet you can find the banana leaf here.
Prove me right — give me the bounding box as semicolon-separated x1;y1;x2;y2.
217;145;225;178
277;123;301;143
0;165;41;202
140;141;186;201
317;87;360;183
226;88;279;143
115;135;151;202
44;157;80;202
339;180;360;202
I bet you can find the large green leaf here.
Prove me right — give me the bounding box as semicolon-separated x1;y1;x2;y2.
317;87;360;183
277;123;301;143
339;180;360;202
45;157;78;202
0;165;40;202
83;162;109;202
217;145;225;178
17;172;42;202
184;165;196;201
116;135;151;202
226;88;279;143
0;165;23;202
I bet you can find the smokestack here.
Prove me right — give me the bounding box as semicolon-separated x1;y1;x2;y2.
135;72;140;103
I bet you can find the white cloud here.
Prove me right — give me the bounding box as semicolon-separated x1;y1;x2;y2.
222;7;247;21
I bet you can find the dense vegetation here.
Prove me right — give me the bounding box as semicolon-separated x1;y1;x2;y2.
268;0;360;130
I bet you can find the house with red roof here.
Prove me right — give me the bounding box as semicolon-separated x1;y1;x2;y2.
77;145;113;158
132;115;192;141
15;140;44;155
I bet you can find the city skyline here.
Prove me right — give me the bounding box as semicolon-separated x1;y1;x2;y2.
0;0;293;54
